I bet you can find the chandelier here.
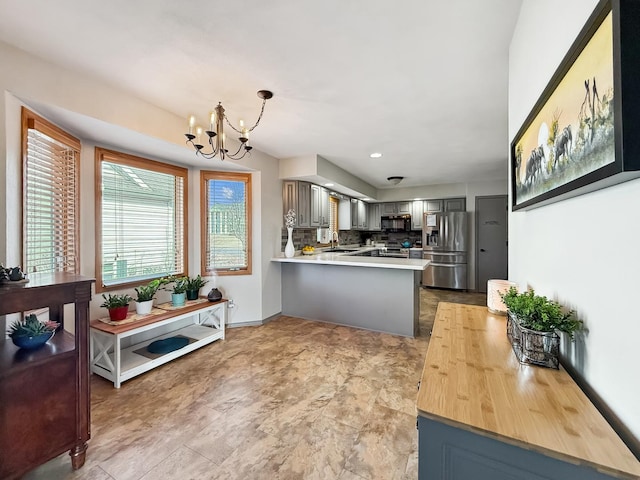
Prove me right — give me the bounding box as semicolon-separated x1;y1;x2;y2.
185;90;273;161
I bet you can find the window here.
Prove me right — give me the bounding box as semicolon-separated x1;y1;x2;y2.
95;148;187;291
200;171;251;275
22;107;80;274
329;196;338;234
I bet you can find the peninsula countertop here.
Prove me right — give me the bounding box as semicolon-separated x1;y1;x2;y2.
272;248;429;271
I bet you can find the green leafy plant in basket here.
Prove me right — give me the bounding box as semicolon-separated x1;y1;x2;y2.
100;293;133;309
8;313;59;338
500;286;582;339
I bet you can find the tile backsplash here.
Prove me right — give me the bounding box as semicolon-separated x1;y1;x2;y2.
281;229;422;251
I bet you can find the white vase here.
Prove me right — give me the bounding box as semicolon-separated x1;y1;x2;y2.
284;227;295;258
136;299;153;315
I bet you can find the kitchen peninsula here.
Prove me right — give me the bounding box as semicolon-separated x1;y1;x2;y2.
273;250;429;337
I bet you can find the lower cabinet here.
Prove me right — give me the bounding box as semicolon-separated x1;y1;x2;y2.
418;417;619;480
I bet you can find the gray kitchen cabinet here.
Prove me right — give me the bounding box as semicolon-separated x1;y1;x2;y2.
444;197;466;212
282;181;298;226
350;199;359;229
311;184;330;227
297;181;311;227
411;200;424;230
282;180;312;227
424;200;443;213
397;201;411;214
368;203;381;231
358;200;367;229
381;202;411;214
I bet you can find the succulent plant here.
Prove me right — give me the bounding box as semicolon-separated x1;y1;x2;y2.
8;314;59;338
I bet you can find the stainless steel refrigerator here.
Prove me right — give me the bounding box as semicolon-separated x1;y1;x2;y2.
422;211;468;290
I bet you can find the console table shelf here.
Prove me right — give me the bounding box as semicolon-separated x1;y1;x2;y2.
0;273;95;480
90;299;226;388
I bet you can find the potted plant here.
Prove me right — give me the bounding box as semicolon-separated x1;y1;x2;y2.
134;278;165;315
185;275;208;301
501;286;582;368
7;314;59;349
100;293;133;321
167;276;189;307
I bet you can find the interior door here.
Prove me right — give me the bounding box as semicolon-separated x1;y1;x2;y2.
476;195;508;293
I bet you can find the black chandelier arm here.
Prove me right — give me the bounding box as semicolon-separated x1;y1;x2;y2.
185;135;221;159
224;98;268;134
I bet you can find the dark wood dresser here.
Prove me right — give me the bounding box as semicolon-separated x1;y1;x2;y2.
0;273;94;479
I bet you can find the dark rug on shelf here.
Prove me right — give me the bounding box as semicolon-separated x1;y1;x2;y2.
133;335;195;359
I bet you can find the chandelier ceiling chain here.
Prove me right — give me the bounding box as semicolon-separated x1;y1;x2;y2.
185;90;273;161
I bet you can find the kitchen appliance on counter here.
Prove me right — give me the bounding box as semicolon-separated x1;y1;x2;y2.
381;215;411;232
422;211;468;289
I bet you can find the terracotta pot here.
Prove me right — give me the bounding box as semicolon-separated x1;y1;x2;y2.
108;306;129;321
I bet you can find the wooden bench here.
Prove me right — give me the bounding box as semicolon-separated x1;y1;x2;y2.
90;298;226;388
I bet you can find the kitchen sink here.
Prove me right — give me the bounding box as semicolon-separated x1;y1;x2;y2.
325;248;361;253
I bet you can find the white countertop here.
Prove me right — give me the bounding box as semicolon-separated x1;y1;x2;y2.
272;250;429;271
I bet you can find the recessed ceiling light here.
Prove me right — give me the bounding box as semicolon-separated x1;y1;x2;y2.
414;198;422;201
362;198;371;201
324;183;334;187
370;152;383;158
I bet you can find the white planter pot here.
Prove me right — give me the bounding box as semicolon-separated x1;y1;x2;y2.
136;299;153;315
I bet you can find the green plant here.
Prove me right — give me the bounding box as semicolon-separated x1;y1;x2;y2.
100;293;133;309
134;278;168;302
8;314;59;338
501;286;582;338
167;276;189;294
185;275;208;291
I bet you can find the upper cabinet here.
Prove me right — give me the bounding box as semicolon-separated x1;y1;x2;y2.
381;202;411;215
310;184;329;227
339;198;369;230
368;203;381;231
411;201;424;230
444;198;466;212
424;200;443;213
282;180;312;227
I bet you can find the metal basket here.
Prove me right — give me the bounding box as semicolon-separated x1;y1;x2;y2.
507;311;559;369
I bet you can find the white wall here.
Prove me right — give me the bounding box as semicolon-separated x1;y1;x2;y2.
510;0;640;438
0;40;282;327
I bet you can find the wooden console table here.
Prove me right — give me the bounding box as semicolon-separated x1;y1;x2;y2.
90;299;226;388
416;302;640;480
0;273;95;480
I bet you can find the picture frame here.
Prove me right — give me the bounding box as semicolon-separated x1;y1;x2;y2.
511;0;640;211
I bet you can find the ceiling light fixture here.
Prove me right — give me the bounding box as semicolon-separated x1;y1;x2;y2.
387;176;404;186
370;152;383;158
324;183;334;187
185;90;273;161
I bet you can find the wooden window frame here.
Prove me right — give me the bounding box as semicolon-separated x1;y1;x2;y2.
200;171;252;276
95;147;188;293
21;107;81;274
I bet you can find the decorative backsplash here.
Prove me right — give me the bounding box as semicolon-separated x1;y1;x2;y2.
280;229;422;251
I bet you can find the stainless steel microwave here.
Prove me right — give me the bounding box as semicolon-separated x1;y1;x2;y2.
381;214;411;232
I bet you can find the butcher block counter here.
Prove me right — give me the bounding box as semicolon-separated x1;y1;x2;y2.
416;302;640;480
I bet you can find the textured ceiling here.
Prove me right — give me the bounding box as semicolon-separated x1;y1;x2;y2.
0;0;522;189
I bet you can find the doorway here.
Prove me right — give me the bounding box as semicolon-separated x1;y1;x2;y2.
475;195;508;293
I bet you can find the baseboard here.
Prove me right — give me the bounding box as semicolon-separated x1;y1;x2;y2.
561;358;640;460
226;312;282;329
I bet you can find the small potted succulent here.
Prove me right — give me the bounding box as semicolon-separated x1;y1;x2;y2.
185;275;208;301
134;278;167;315
501;286;582;368
100;293;133;321
7;313;59;349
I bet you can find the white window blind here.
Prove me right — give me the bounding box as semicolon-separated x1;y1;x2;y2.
96;148;187;290
329;196;338;234
23;108;80;274
201;171;252;275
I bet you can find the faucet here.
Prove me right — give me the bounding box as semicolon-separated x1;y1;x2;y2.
330;230;339;250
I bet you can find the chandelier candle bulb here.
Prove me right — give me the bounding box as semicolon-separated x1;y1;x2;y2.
188;115;195;135
209;112;215;131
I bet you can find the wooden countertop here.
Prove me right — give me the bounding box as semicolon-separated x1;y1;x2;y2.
416;302;640;479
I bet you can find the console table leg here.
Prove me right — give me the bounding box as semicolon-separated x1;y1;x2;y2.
69;443;88;470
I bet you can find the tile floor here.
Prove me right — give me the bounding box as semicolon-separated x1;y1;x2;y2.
23;288;486;480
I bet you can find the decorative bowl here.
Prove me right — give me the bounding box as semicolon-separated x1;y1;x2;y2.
302;250;315;255
11;331;54;350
